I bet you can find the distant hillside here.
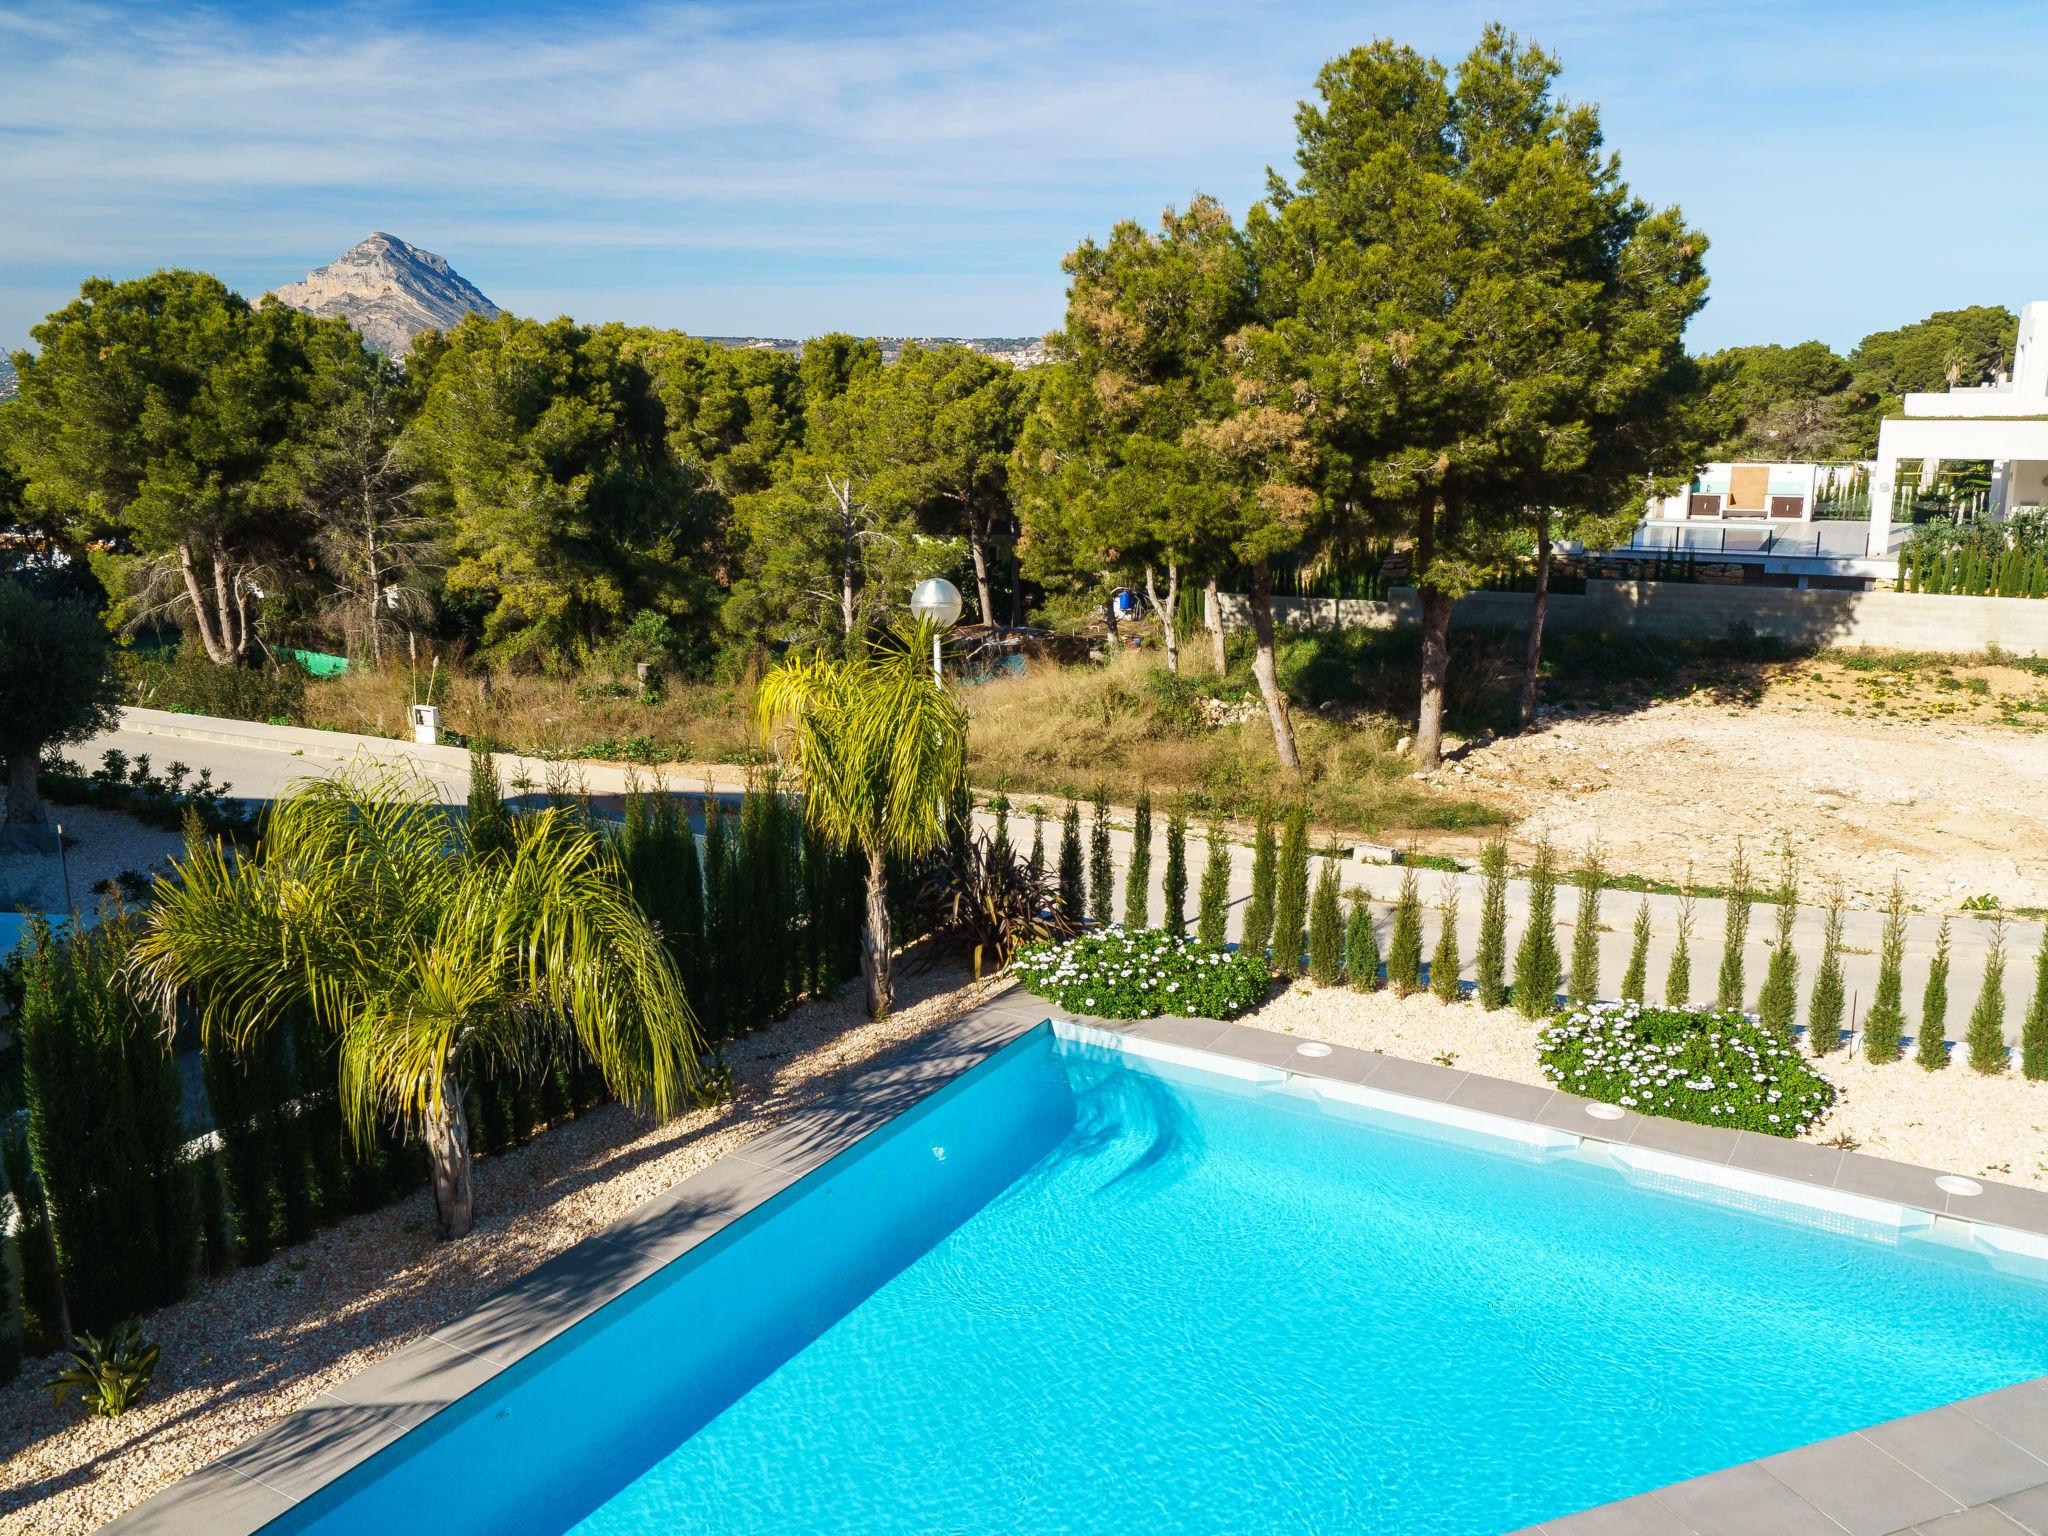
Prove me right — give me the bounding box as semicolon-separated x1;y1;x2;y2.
269;232;500;356
708;335;1050;368
0;356;15;400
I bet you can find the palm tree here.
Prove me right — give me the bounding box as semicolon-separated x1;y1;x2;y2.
130;766;704;1240
757;622;967;1017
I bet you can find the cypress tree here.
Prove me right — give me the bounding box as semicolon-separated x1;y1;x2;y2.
1621;897;1651;1003
2023;933;2048;1081
1918;917;1953;1069
1272;804;1310;975
1864;875;1908;1063
1567;847;1604;1004
1346;898;1382;991
1429;880;1462;1003
1807;888;1847;1055
1197;821;1231;947
1058;804;1086;925
1307;859;1344;986
1242;801;1278;964
1513;842;1562;1018
465;738;514;858
1967;919;2010;1074
1757;848;1800;1038
1;1124;63;1354
701;794;729;1030
1162;800;1189;936
1475;838;1509;1010
1666;885;1696;1007
1088;784;1115;925
989;791;1012;865
1388;869;1424;996
1124;789;1154;929
1716;842;1753;1012
1028;808;1046;881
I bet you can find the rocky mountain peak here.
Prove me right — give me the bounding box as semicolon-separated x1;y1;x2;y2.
268;232;499;355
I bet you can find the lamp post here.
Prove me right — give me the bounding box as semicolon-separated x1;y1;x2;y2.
909;577;963;684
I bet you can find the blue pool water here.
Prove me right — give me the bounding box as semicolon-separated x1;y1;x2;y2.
273;1026;2048;1535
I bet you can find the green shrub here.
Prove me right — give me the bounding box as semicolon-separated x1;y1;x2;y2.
1346;898;1382;992
1621;898;1650;1004
1014;929;1271;1020
1514;842;1561;1018
1088;785;1115;926
1058;805;1085;926
1967;921;2010;1074
1307;859;1344;986
1241;802;1277;965
1863;877;1908;1063
466;741;515;858
1388;869;1424;996
1124;789;1154;930
1666;886;1696;1007
1197;822;1230;947
1716;844;1753;1011
1567;848;1604;1004
1756;851;1799;1037
46;1318;160;1419
1475;838;1509;1009
1271;804;1310;976
2024;935;2048;1081
1807;891;1846;1056
122;645;305;725
1919;918;1952;1069
1539;1001;1835;1138
1161;801;1189;937
1429;881;1461;1003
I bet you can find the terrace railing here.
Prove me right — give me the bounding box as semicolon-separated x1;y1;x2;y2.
1622;520;1907;558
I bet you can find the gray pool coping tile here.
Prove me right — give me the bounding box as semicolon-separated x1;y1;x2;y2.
1906;1506;2036;1533
102;987;2048;1535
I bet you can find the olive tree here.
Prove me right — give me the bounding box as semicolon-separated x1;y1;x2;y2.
0;581;122;823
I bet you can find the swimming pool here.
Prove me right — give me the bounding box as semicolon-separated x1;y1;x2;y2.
266;1022;2048;1535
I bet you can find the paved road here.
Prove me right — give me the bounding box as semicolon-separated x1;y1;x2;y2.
81;708;2046;1052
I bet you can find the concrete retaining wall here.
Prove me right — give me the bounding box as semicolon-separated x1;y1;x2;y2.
1215;582;2048;656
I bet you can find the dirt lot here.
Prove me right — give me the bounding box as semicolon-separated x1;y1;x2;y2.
1442;651;2048;913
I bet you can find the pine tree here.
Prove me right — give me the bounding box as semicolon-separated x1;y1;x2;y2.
1388;869;1424;996
1475;838;1510;1009
1716;842;1753;1011
1307;859;1344;985
1757;847;1800;1038
1966;919;2010;1074
1346;898;1382;992
1807;887;1846;1055
2024;933;2048;1081
1242;801;1277;964
1197;822;1231;947
1429;880;1462;1003
1514;842;1562;1018
1918;917;1952;1069
1124;788;1154;929
1666;883;1696;1007
1162;801;1189;936
1088;784;1115;925
1272;804;1310;976
1621;898;1651;1003
1864;875;1908;1063
1567;846;1604;1004
1058;804;1086;924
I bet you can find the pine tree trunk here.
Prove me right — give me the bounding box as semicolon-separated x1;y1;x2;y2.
4;751;45;825
860;842;894;1017
1007;541;1024;627
1205;576;1227;673
966;507;994;626
1416;586;1454;771
1246;562;1300;772
1101;583;1120;648
178;541;233;664
1518;508;1552;729
1144;564;1180;674
424;1067;476;1240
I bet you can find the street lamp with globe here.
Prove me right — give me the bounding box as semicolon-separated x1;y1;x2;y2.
909;577;963;684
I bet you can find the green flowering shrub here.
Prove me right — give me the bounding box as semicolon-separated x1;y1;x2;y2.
1538;1001;1834;1138
1013;928;1272;1020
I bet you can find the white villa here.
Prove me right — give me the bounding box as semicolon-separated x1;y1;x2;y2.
1865;299;2048;554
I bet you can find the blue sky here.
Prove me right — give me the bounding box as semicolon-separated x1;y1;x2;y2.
3;0;2045;356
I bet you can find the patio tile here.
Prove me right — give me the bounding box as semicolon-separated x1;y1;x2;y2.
599;1155;797;1260
1910;1506;2034;1534
1956;1382;2048;1462
1761;1431;1962;1535
1125;1015;1233;1050
1650;1459;1850;1534
1950;1182;2048;1239
323;1336;505;1410
1992;1482;2048;1533
1727;1133;1845;1188
1531;1088;1640;1141
1863;1407;2048;1507
97;1462;295;1536
1623;1113;1740;1164
1447;1072;1557;1125
1833;1151;1956;1211
1354;1052;1469;1104
1208;1022;1316;1069
1280;1038;1384;1086
206;1393;440;1501
1541;1493;1695;1534
430;1233;671;1367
